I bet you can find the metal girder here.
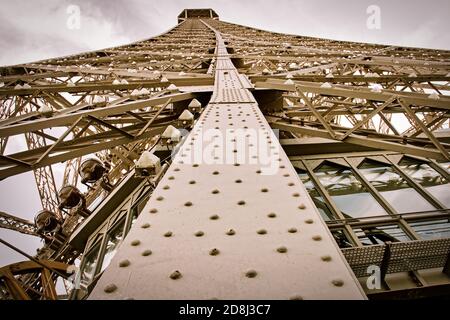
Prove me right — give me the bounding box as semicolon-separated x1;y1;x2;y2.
89;18;365;300
0;211;38;237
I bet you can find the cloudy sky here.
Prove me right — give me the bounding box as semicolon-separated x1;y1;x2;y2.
1;0;449;266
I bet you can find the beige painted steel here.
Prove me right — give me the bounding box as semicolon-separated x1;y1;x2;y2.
89;20;365;300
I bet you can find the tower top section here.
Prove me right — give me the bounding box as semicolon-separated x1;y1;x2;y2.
177;8;219;23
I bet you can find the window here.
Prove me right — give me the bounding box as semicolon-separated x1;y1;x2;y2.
314;162;387;219
358;160;436;213
297;169;335;221
100;218;126;273
330;229;353;248
354;224;411;245
399;158;450;208
410;219;450;240
80;242;101;287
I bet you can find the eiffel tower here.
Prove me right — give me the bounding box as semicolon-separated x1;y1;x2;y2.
1;8;449;300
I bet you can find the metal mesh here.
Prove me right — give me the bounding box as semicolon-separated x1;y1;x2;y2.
342;245;385;277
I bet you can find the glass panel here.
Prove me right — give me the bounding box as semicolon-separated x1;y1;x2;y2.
331;229;353;248
314;163;387;219
399;159;450;208
80;243;101;286
100;219;126;273
298;170;335;221
130;194;150;227
359;160;436;213
354;224;411;245
409;219;450;240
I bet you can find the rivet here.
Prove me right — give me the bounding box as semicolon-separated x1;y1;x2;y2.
332;279;344;287
195;231;205;237
164;231;173;237
234;163;240;167
277;246;288;253
119;259;130;267
235;179;242;183
169;270;182;280
292;193;299;197
131;240;140;246
156;196;164;201
210;214;219;220
288;228;298;233
288;182;295;186
104;284;117;293
174;168;180;172
185;201;193;207
213;171;219;175
312;235;322;241
261;188;269;193
321;255;332;262
283;174;290;177
209;248;220;256
298;204;306;209
245;270;257;278
212;189;220;194
193;164;199;167
168;176;175;180
226;229;236;236
142;250;152;256
150;208;158;214
257;229;267;235
189;180;196;184
237;200;246;205
305;219;314;224
267;213;276;218
163;185;170;190
290;295;303;300
280;165;286;169
141;223;150;229
256;170;262;174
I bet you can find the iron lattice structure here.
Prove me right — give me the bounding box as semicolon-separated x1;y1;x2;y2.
0;9;449;300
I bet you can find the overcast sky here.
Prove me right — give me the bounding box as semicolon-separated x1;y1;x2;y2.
1;0;449;266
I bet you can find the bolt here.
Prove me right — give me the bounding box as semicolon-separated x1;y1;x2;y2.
119;259;130;267
131;240;140;246
209;248;220;256
226;229;236;236
195;231;205;237
277;246;288;253
332;279;344;287
245;270;257;278
142;250;152;256
104;284;117;293
169;270;182;280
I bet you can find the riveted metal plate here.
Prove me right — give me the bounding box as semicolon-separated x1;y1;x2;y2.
89;21;366;300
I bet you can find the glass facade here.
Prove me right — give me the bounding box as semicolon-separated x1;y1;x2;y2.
294;155;450;249
358;160;436;213
78;183;152;290
314;163;387;219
